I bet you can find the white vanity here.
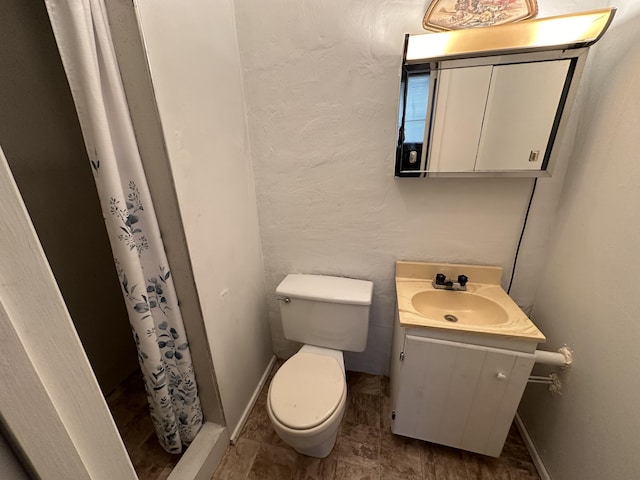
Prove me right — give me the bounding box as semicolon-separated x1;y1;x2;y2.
390;261;545;457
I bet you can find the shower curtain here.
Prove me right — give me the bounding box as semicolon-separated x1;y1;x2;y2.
45;0;203;453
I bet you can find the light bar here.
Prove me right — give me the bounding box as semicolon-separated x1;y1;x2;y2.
405;8;616;64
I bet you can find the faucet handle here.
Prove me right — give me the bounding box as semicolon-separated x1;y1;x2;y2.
457;275;468;287
435;273;447;285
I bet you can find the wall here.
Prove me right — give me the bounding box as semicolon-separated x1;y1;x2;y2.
233;0;579;373
0;147;136;479
519;1;640;479
0;0;137;394
104;0;225;425
0;427;30;480
133;0;273;433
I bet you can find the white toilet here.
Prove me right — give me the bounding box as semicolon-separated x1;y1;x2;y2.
267;273;374;458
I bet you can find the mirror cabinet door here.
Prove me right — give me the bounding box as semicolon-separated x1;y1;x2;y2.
429;65;493;172
474;60;572;172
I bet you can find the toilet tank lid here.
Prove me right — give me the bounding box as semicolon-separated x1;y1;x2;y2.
276;274;373;305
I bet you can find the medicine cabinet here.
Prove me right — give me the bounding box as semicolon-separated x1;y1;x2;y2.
395;8;615;178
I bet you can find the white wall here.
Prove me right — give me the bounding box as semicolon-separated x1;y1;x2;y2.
233;0;580;374
134;0;273;433
519;2;640;479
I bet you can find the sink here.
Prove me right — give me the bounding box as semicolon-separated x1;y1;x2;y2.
411;290;509;326
395;261;546;342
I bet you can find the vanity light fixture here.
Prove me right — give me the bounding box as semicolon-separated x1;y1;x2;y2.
405;8;616;64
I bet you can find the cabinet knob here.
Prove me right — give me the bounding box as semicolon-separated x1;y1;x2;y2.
496;372;507;381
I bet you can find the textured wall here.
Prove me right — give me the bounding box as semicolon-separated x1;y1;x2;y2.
519;1;640;478
234;0;579;373
134;0;273;433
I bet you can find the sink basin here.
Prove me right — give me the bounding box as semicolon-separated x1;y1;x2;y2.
395;261;545;342
411;290;509;326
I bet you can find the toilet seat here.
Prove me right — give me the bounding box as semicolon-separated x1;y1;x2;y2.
269;352;345;430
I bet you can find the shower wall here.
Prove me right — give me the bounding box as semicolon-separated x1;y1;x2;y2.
0;0;137;394
104;0;226;424
131;0;274;434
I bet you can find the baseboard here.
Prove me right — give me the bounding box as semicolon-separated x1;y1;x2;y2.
167;354;278;478
167;421;229;480
515;412;551;480
229;355;276;444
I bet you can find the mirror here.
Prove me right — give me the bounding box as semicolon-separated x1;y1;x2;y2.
394;9;616;178
396;54;578;177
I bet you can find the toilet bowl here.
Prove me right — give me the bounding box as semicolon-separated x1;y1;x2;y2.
267;345;346;458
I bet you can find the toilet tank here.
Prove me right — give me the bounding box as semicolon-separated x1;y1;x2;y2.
276;274;374;352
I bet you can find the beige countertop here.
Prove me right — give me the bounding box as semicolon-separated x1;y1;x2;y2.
396;261;545;343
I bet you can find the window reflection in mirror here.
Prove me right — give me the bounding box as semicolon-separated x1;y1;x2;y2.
396;67;434;177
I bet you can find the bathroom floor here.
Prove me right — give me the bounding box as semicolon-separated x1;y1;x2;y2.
106;369;181;480
212;366;540;480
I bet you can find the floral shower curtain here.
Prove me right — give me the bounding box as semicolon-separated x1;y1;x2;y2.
45;0;203;453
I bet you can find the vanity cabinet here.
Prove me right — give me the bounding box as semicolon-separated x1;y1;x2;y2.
390;318;535;457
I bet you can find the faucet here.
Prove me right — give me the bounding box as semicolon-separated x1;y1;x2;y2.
433;273;468;291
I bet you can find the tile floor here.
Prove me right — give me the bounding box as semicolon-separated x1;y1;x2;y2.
213;366;540;480
106;369;181;480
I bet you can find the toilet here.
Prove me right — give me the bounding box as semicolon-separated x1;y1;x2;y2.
267;274;374;458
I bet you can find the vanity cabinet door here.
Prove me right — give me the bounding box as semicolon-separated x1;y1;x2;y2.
391;335;535;457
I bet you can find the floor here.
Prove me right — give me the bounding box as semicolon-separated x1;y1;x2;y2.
106;369;181;480
213;366;540;480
